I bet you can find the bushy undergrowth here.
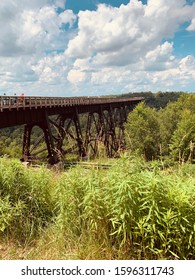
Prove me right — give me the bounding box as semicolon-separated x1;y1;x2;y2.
0;156;195;259
54;156;195;259
0;157;56;243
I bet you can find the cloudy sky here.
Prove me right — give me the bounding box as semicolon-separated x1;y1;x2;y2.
0;0;195;96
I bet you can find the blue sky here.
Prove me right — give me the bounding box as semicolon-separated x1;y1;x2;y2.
0;0;195;96
173;23;195;57
65;0;131;13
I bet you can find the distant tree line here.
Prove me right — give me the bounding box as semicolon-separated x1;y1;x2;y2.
119;91;184;109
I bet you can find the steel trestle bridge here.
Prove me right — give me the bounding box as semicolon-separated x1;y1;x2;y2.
0;96;143;164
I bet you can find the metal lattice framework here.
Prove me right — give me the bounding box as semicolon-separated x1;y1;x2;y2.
0;96;143;164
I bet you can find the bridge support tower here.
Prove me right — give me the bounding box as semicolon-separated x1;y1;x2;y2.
21;104;129;164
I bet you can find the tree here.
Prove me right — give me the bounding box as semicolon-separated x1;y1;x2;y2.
170;109;195;163
158;94;195;158
158;102;182;156
125;102;160;160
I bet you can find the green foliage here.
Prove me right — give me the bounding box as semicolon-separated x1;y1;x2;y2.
170;110;195;163
0;157;56;242
99;158;195;259
125;94;195;163
119;91;182;109
0;196;24;232
125;102;160;160
52;156;195;259
0;126;23;158
158;101;182;156
54;167;86;236
0;157;195;259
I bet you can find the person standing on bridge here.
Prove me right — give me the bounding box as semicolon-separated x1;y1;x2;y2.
2;93;7;106
19;93;25;105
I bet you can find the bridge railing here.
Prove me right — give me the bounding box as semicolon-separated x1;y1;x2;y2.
0;96;143;111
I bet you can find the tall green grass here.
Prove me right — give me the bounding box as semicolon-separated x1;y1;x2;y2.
0;157;56;243
53;156;195;259
0;156;194;259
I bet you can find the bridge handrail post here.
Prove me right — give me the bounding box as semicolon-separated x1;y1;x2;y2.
0;97;3;111
8;96;12;109
22;96;25;109
45;97;48;107
40;97;42;108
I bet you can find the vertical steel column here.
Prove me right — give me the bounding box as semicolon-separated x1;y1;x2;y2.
56;115;66;152
42;110;59;164
22;124;33;161
118;105;126;149
85;112;93;151
104;106;118;157
98;105;105;140
73;107;86;157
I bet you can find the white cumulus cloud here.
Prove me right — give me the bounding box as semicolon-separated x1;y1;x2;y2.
0;0;77;94
1;0;195;96
64;0;195;95
66;0;195;68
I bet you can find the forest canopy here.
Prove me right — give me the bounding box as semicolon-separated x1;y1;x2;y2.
125;93;195;162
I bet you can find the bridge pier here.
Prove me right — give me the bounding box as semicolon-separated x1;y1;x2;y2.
84;105;128;158
22;110;59;164
22;124;33;161
73;107;86;157
17;97;143;164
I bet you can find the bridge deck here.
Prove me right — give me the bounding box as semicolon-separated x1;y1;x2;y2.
0;96;143;111
0;96;143;130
